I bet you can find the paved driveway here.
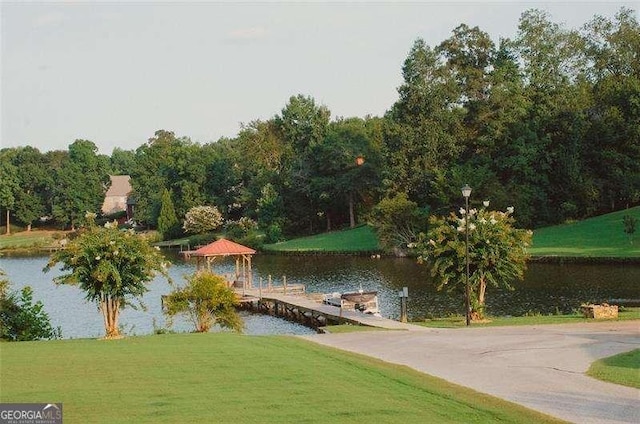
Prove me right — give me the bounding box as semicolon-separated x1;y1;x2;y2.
302;321;640;424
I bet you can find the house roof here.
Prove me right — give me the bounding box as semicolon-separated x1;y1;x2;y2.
192;238;256;257
105;175;132;197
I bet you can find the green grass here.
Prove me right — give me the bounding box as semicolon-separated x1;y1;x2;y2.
587;349;640;389
322;324;391;333
414;308;640;328
529;206;640;258
263;208;639;257
0;230;65;251
263;225;380;253
0;333;565;424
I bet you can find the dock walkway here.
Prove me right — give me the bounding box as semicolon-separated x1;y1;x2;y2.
235;288;414;330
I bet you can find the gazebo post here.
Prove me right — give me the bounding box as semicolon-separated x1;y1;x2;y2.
186;239;256;288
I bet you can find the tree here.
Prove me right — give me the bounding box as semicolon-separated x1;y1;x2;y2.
157;189;179;240
369;192;428;255
10;146;49;231
384;38;463;208
0;274;61;341
416;205;532;320
0;155;19;234
163;271;242;333
183;205;223;234
131;130;212;227
275;95;331;234
623;214;637;244
51;140;110;229
45;218;169;338
308;117;382;230
109;148;137;175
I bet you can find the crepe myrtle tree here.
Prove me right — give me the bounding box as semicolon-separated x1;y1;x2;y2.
183;205;224;235
163;271;242;333
415;202;532;320
45;213;169;338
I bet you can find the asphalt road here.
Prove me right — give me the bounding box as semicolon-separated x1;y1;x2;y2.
302;321;640;424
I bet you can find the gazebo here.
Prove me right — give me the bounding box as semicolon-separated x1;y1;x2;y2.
184;238;256;289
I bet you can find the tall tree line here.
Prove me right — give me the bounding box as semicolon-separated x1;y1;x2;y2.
1;8;638;235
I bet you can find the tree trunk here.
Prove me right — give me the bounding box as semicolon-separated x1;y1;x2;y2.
27;224;32;231
471;277;487;321
100;296;121;338
348;192;355;228
6;209;10;235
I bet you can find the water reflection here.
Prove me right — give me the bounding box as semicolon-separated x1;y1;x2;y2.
1;251;638;339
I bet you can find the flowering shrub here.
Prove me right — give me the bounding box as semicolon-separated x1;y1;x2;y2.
45;220;168;338
415;204;532;319
183;206;223;235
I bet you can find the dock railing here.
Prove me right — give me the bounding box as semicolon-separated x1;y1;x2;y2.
257;275;306;297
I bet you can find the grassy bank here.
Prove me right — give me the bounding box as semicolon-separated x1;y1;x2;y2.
4;207;638;259
263;225;380;254
529;206;640;258
414;308;640;328
0;333;564;424
0;229;66;252
263;208;640;258
587;349;640;389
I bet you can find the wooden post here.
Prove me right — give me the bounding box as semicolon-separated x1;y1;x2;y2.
259;277;263;299
268;275;272;293
283;275;287;295
400;287;409;323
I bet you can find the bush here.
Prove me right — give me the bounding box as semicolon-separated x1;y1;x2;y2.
0;280;61;341
265;224;283;244
183;206;224;235
163;271;242;333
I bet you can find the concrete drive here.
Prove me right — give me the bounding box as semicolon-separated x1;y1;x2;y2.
303;321;640;424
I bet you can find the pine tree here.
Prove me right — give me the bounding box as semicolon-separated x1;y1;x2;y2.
157;189;179;240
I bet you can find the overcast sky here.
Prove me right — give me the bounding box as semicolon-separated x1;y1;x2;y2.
1;1;636;154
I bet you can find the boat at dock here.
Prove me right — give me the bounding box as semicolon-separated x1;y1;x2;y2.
323;289;381;316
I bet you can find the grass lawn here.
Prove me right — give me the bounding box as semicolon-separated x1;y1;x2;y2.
587;349;640;389
0;333;565;424
414;308;640;328
0;230;66;251
321;324;391;334
263;225;380;253
529;206;640;258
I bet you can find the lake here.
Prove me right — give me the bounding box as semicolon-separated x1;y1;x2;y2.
1;251;638;339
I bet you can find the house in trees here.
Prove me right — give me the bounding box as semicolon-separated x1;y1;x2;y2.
102;175;134;220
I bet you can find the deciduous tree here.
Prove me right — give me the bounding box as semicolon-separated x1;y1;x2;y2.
416;205;532;319
183;205;223;234
45;218;168;338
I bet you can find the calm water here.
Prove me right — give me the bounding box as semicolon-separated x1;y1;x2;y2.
1;252;638;339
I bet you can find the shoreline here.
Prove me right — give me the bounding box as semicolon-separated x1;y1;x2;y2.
3;245;640;264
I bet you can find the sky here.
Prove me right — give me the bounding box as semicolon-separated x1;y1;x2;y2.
1;1;637;154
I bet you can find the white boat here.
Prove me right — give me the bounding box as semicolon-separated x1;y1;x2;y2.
323;289;381;316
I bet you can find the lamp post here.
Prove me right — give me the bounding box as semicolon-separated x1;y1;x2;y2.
461;184;472;326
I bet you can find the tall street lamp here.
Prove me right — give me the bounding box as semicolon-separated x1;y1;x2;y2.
461;184;472;326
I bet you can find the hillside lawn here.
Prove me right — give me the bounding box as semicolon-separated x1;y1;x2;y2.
587;349;640;389
263;224;380;253
263;208;640;258
529;206;640;258
0;333;565;424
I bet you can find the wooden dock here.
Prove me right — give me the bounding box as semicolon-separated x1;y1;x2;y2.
235;288;411;331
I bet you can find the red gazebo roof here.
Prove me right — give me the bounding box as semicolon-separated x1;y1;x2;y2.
192;238;256;257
